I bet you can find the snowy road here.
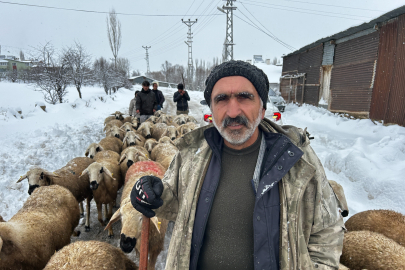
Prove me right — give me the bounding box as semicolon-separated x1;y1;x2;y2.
1;82;404;269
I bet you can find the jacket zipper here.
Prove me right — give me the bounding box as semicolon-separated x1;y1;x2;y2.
261;142;291;180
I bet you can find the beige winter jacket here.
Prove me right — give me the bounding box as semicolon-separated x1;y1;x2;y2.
155;118;344;270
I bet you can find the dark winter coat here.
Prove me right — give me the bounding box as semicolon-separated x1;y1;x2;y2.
152;89;165;107
136;89;157;115
173;90;190;111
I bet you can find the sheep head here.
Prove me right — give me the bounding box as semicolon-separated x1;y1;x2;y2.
119;150;149;169
111;111;124;120
174;115;187;125
131;118;140;130
163;126;177;141
144;139;158;154
159;136;176;146
137;122;153;139
123;131;141;147
121;123;135;133
105;198;160;253
16;167;57;195
85;143;104;159
146;116;158;124
80;163;116;191
107;126;124;140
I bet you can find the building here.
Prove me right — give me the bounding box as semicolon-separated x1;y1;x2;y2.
128;75;178;88
281;5;405;126
0;55;34;72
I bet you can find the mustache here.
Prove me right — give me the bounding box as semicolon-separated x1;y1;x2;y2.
222;115;249;127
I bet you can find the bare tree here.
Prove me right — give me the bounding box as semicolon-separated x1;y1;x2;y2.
94;57;114;95
106;8;121;68
131;70;141;77
19;50;25;61
31;42;70;104
116;57;130;77
62;42;92;99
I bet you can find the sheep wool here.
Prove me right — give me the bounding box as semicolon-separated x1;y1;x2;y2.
341;231;405;270
345;209;405;247
44;240;138;270
0;185;79;270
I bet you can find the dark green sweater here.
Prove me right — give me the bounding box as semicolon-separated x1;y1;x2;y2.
197;132;262;269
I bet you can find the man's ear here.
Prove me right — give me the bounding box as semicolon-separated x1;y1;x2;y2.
261;108;266;119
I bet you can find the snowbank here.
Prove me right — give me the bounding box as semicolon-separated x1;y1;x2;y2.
254;63;282;83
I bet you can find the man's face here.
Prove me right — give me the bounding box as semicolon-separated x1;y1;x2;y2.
142;85;149;91
211;76;265;147
153;84;157;90
178;89;183;93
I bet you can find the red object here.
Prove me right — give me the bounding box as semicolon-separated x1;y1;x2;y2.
125;161;165;183
139;216;150;270
273;112;281;121
204;114;213;123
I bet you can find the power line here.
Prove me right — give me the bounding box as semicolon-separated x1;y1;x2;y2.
0;1;222;17
281;0;385;12
241;0;374;19
239;2;295;51
239;1;370;21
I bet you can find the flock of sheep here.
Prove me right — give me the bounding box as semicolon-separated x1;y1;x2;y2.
1;106;404;270
0;110;197;270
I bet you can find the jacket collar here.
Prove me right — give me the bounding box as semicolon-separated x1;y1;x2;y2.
141;89;150;93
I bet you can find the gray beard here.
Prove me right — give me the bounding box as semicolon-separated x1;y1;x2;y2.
212;110;263;146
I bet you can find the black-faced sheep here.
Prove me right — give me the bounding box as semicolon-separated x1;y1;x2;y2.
137;121;154;139
345;209;405;247
106;125;125;141
119;146;149;178
104;111;125;125
340;230;405;270
80;156;122;237
44;240;138;270
328;180;349;217
144;138;158;154
85;136;122;158
106;161;168;270
123;131;146;150
0;185;79;270
151;137;179;170
17;157;93;227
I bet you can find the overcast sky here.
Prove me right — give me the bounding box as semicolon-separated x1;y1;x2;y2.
1;0;404;73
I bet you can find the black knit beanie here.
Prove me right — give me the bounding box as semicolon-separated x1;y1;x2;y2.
204;60;270;109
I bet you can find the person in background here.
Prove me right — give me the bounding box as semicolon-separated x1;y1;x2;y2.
152;81;165;111
136;81;157;123
129;90;140;117
173;83;190;115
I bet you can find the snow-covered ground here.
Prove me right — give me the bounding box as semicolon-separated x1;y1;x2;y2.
1;81;404;268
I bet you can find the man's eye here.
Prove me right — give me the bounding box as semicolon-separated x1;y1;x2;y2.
214;95;228;102
237;93;254;100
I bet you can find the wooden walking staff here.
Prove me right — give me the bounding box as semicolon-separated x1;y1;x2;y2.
139;215;150;270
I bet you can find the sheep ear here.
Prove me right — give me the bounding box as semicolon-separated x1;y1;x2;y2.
118;154;127;165
17;174;28;183
79;169;88;178
105;208;121;230
122;135;128;145
45;170;60;178
0;236;3;253
151;217;161;233
85;148;89;157
103;167;116;181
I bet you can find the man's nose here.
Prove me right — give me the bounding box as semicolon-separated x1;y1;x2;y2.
226;98;242;118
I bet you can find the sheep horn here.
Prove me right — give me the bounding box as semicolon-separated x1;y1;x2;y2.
118;154;127;165
17;174;28;183
102;166;116;181
151;217;161;233
105;208;121;230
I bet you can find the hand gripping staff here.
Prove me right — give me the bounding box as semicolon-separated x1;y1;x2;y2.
131;175;164;270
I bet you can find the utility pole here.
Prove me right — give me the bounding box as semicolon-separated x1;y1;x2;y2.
182;19;197;85
218;0;237;62
142;46;151;74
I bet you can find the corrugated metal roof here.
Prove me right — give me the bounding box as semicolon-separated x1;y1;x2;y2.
284;5;405;57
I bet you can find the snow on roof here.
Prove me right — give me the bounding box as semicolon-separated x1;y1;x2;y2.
255;63;282;83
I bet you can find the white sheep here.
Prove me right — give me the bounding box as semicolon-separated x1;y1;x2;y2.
145;115;159;124
122;131;146;150
17;157;94;229
176;122;197;138
119;146;149;178
103;119;124;132
144;138;159;154
154;110;165;118
0;185;80;270
122;115;134;124
137;121;154;139
85;136;122;159
151;123;177;141
121;122;137;134
44;240;138;270
106;125;125;141
341;230;405;269
106;161;168;270
80;155;122;237
151;137;179;170
94;149;121;162
104;111;125;125
345;209;405;247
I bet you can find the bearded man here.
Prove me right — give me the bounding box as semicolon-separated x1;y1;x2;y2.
131;61;344;270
